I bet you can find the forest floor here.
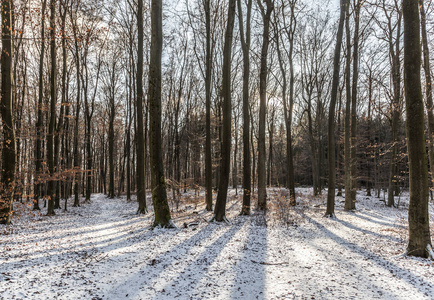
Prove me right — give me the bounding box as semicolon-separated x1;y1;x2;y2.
1;187;434;300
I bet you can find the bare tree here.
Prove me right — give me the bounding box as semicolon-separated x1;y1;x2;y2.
33;0;48;211
325;0;349;217
149;0;173;227
237;0;252;215
402;0;432;258
46;0;57;216
0;0;16;224
136;0;147;214
213;0;236;222
257;0;274;211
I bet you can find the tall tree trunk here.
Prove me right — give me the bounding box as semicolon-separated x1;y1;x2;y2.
287;29;296;204
84;80;91;203
126;72;132;201
54;1;68;210
349;0;361;209
285;1;297;203
274;2;296;203
237;0;252;215
33;0;47;211
108;97;115;198
344;6;352;210
213;0;236;222
149;0;172;227
0;0;16;224
204;0;213;211
46;0;56;216
136;0;147;213
403;0;432;258
325;0;348;217
257;0;273;211
366;67;373;197
388;8;402;208
267;111;274;186
420;0;434;195
73;58;81;206
233;120;238;191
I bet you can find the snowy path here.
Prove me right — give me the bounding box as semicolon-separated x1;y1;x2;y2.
1;189;433;299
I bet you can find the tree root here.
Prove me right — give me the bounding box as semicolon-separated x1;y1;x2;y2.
209;214;230;224
323;212;336;218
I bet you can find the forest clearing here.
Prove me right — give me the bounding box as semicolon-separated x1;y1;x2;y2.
1;188;433;299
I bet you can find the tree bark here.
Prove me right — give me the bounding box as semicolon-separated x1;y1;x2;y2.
213;0;236;222
388;9;402;208
108;90;115;198
420;0;434;196
344;6;352;210
0;0;16;224
237;0;252;215
204;0;213;211
149;0;173;227
136;0;147;214
403;0;432;258
33;0;48;211
325;0;348;217
72;14;81;207
46;0;57;216
257;0;273;211
349;0;361;210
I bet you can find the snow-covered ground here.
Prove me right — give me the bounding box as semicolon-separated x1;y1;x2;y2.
1;188;433;299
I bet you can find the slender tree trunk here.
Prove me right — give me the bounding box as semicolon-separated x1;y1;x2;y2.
267;113;274;187
237;0;252;215
257;0;273;211
205;0;213;211
388;9;402;208
403;0;432;258
136;0;147;213
287;33;296;204
126;77;132;201
149;0;172;227
213;0;236;222
286;1;297;203
349;0;361;209
0;0;16;224
84;87;92;203
420;0;434;195
366;68;373;197
33;0;47;211
108;97;115;198
344;7;352;210
54;1;68;210
233;122;238;191
325;0;348;217
46;0;57;216
73;70;80;207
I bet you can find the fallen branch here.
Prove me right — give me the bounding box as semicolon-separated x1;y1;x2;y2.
251;259;289;265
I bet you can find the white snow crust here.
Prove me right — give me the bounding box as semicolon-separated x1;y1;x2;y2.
1;188;433;299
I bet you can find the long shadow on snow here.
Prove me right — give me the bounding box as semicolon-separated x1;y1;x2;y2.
299;211;434;295
154;218;249;299
335;217;403;243
351;211;406;230
291;220;400;298
230;217;267;300
107;222;223;298
4;214;145;247
1;216;157;271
